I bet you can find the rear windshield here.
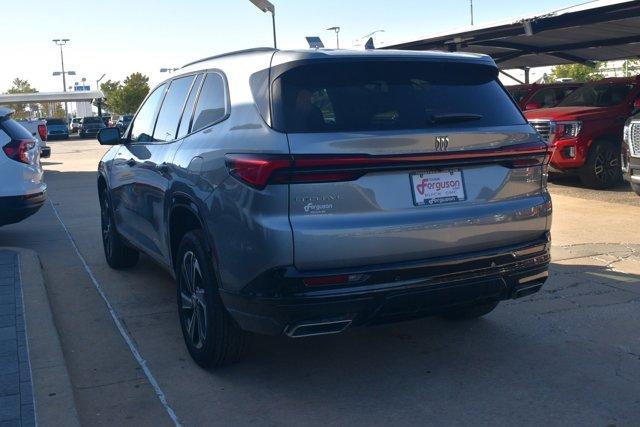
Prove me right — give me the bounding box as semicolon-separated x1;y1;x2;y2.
0;118;35;140
46;118;66;125
83;117;103;123
558;83;635;107
272;61;525;133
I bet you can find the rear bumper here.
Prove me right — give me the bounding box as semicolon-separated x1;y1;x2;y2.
0;192;46;226
40;146;51;159
221;235;551;336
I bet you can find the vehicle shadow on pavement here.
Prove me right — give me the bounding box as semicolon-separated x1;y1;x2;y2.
200;260;640;424
549;174;632;193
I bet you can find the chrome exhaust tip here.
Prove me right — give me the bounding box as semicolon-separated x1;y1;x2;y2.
285;319;352;338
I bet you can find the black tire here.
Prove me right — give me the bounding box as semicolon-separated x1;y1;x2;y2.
579;140;622;189
631;182;640;197
100;188;139;269
441;301;499;321
176;230;247;368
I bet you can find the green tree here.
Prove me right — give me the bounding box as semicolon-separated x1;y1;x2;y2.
41;102;65;118
118;73;149;114
549;62;604;83
4;78;38;119
98;79;121;113
96;73;149;114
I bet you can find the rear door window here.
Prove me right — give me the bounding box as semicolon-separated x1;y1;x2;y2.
129;84;167;143
176;74;204;139
273;61;526;133
153;75;196;142
191;72;227;133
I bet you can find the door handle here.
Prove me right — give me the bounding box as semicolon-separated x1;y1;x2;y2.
126;159;136;167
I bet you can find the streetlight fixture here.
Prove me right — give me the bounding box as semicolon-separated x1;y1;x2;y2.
249;0;277;49
326;27;341;49
96;73;106;91
160;67;179;73
353;29;385;48
52;38;73;120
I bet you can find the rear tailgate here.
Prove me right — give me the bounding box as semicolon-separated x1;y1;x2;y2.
272;59;551;271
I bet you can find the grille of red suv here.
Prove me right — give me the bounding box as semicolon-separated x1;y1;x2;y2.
529;120;551;142
630;123;640;157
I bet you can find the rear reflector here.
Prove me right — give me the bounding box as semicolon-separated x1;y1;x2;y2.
225;141;551;189
303;274;367;286
3;139;36;164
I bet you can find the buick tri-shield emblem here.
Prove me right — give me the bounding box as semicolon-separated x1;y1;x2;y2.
435;136;449;151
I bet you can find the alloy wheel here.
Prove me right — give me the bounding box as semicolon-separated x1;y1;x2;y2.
179;251;208;349
593;147;618;184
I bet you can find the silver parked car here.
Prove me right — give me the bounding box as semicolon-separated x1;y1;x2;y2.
97;48;552;368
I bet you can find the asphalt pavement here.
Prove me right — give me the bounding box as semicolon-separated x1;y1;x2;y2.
1;138;639;426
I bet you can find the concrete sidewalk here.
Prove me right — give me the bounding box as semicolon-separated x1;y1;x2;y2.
0;248;79;427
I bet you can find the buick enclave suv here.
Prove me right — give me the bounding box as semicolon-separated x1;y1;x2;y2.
97;48;552;367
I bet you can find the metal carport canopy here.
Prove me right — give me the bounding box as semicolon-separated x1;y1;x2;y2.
384;0;640;70
0;91;104;104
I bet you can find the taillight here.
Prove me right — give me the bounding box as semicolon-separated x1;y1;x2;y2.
225;155;292;189
37;124;47;142
3;139;36;164
225;141;551;189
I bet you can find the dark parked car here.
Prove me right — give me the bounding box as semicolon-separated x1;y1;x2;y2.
45;118;69;140
97;48;552;368
622;112;640;195
507;82;582;111
79;116;106;138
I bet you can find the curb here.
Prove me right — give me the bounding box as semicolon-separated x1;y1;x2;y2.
7;247;80;427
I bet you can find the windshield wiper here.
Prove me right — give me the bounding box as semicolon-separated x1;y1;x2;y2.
427;113;483;124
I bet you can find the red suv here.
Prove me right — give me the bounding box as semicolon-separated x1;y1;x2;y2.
507;82;582;111
525;76;640;188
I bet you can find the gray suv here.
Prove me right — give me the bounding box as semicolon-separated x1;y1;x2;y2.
97;48;552;368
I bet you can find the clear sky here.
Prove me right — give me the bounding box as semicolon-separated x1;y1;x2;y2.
3;0;584;93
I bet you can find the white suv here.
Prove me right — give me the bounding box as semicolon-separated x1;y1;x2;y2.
0;108;47;226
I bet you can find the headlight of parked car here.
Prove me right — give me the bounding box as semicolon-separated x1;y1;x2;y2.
552;121;582;141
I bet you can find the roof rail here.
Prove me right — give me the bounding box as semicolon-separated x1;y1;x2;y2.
181;47;277;69
0;107;15;119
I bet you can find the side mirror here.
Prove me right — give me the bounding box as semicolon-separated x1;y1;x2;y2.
525;102;541;111
97;127;122;146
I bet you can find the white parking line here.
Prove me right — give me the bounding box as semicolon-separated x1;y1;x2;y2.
49;200;182;426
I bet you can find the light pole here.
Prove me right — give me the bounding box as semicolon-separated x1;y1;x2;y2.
249;0;277;49
470;0;474;25
326;27;341;49
52;38;74;120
